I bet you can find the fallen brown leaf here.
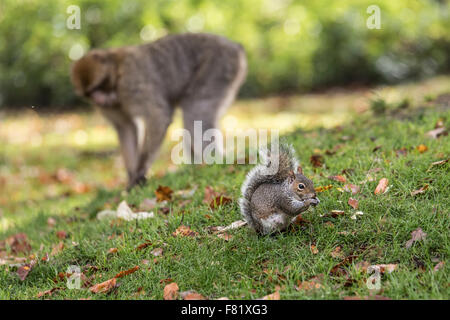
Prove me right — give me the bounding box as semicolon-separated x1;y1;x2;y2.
348;198;359;210
295;274;323;291
328;175;346;183
209;196;232;209
310;154;324;168
405;227;427;248
310;244;319;255
163;282;179;300
203;186;220;204
136;241;152;251
7;233;32;254
411;184;429;196
50;242;64;256
107;248;118;255
172;225;199;238
37;287;61;298
331;246;344;259
343;184;360;195
114;266;139;279
89;277;117;294
17;259;37;281
374;178;389;195
56;231;68;239
416;144;428;153
428;159;448;170
315;185;333;193
155;185;173;202
217;233;233;241
426;127;447;139
151;248;163;257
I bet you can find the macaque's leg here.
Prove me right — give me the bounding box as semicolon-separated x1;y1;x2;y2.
181;82;244;160
180;51;247;161
100;108;139;185
130;105;174;187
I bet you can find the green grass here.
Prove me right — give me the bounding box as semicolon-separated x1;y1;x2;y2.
0;82;449;300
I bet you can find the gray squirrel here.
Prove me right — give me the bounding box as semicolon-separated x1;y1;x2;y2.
239;144;319;235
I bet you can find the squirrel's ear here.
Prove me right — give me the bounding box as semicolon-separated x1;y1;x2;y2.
288;170;295;183
297;166;303;174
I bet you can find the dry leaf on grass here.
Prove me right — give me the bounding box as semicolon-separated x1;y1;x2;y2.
155;185;173;202
429;159;448;169
343;184;360;195
315;185;333;193
151;248;163;257
217;233;233;241
426;127;447;139
203;186;220;204
180;290;207;300
320;210;345;218
50;242;64;256
107;248;118;255
328;175;346;183
209;196;232;209
295;274;323;291
55;231;68;239
136;240;152;251
331;246;344;259
172;225;199;238
37;287;61;298
17;259;37;281
310;245;319;255
411;184;429;196
163;282;179;300
416;144;428;153
114;266;139;279
405;227;427;248
6;233;32;254
310;154;324;168
89;277;117;294
374;178;389;195
348;198;359;210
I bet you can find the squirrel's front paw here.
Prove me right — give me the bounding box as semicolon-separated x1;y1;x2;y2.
308;197;320;207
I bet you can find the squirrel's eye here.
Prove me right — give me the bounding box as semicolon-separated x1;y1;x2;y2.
298;183;305;190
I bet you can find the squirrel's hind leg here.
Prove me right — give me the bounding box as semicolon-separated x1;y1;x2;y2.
259;212;291;235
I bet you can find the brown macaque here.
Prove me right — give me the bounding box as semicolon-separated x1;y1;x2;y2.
71;33;247;189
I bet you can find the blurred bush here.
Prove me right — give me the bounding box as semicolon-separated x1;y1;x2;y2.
0;0;449;109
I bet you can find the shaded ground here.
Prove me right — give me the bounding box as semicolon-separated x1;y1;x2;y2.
0;76;449;299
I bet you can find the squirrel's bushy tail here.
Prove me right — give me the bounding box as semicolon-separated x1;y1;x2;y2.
239;143;299;231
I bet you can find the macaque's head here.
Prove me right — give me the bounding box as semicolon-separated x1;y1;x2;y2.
71;49;117;107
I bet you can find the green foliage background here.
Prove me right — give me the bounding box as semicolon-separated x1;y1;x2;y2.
0;0;449;108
